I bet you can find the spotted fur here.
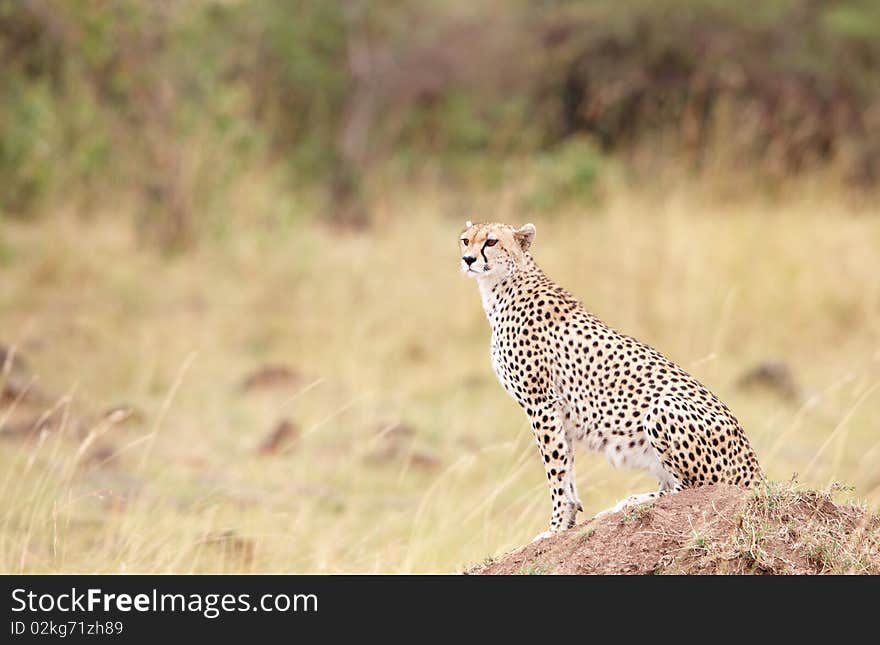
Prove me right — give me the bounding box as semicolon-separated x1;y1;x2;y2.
460;221;763;540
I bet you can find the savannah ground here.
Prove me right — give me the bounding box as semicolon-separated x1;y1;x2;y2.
470;483;880;575
2;170;879;573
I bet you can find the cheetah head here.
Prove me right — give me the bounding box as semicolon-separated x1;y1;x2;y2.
459;221;535;279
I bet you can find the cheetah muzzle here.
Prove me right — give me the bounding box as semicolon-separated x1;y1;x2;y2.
460;221;764;542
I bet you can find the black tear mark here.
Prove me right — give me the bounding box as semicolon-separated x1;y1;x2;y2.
480;241;489;264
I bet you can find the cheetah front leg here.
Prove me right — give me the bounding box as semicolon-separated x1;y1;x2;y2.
529;403;580;542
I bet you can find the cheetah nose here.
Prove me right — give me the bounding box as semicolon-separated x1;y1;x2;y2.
463;255;477;267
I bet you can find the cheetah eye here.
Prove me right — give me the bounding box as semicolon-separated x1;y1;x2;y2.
485;239;498;247
461;238;469;246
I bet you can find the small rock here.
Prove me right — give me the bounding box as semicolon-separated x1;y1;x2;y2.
404;342;428;362
257;419;299;456
0;412;58;439
240;364;304;392
410;451;442;470
1;345;47;406
0;344;27;373
735;360;801;402
101;404;144;426
198;529;255;565
82;442;120;469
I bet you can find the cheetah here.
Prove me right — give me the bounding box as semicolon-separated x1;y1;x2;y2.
460;221;763;541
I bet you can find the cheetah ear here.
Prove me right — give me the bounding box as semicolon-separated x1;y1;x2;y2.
465;220;473;229
514;223;536;251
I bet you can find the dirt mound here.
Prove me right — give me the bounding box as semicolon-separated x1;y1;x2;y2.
469;483;880;575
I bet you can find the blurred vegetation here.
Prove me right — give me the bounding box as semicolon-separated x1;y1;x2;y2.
2;0;880;244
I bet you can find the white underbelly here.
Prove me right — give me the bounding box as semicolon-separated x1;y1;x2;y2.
582;431;679;490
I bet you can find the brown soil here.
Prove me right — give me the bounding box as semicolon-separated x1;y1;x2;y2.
468;483;880;575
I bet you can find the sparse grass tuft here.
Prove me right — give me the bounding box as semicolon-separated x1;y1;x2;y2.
727;481;880;574
692;532;712;553
621;503;654;525
579;527;596;543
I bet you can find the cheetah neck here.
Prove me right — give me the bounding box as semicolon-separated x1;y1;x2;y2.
477;254;541;324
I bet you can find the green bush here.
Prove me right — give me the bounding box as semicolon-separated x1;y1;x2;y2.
0;80;59;212
1;0;879;228
524;139;604;212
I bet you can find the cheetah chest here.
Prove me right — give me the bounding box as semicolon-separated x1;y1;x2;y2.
489;329;523;402
489;332;507;389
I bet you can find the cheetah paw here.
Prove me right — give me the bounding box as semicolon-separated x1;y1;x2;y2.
531;530;556;543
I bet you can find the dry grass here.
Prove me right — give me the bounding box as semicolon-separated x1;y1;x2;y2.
686;480;880;575
1;173;879;573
